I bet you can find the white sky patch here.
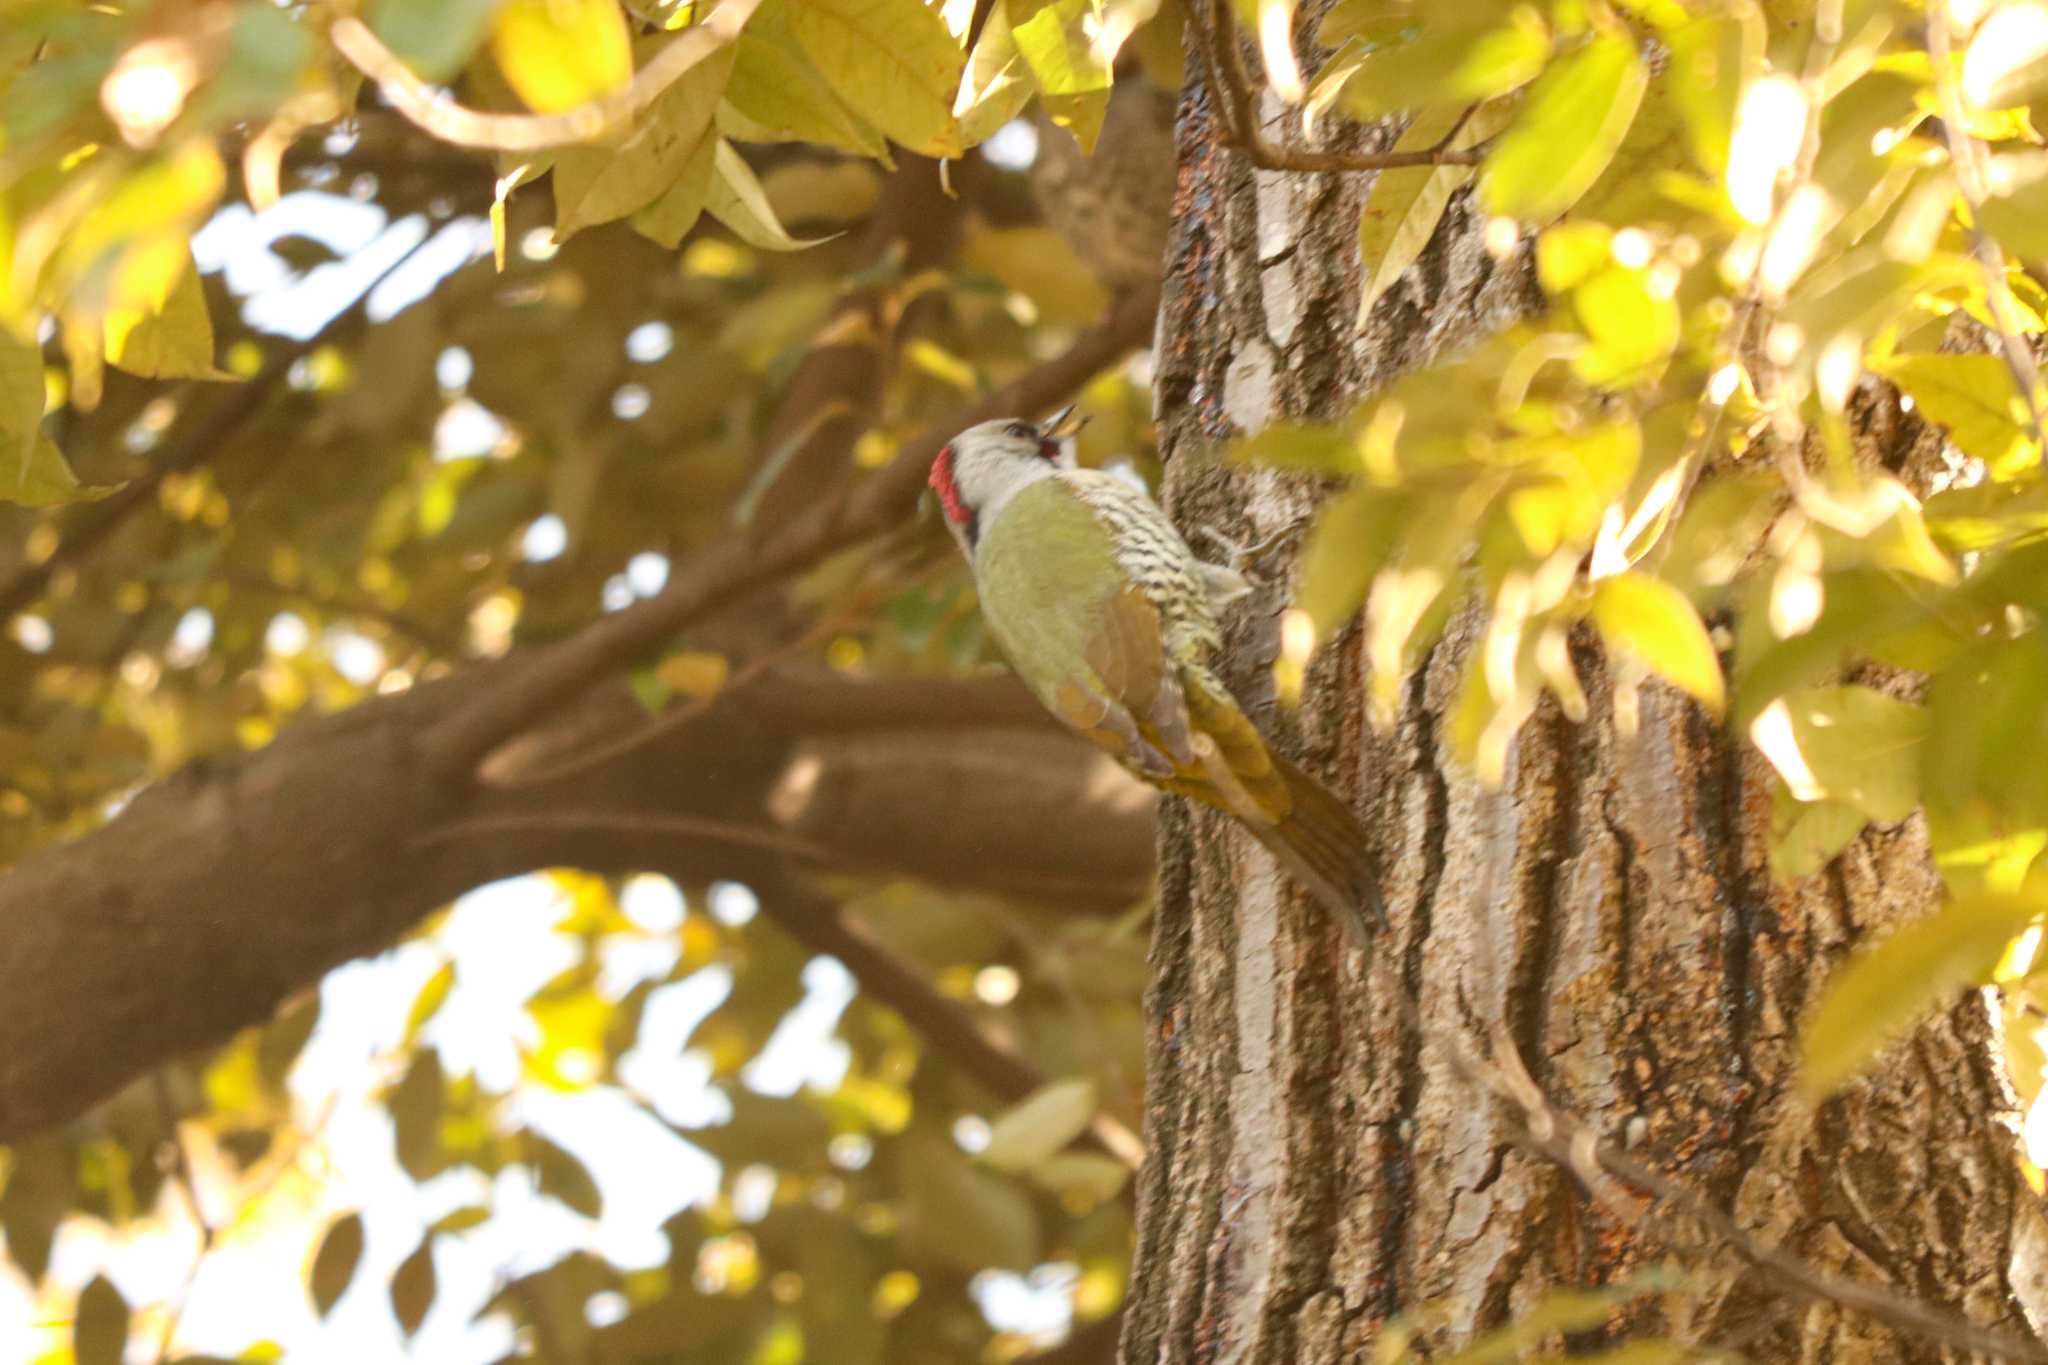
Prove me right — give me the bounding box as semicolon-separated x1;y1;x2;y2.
618;967;737;1130
369;217;491;321
10;614;52;654
620;874;686;932
742;956;856;1098
611;383;651;421
982;118;1039;171
325;628;386;686
521;513;569;562
515;1087;718;1261
434;399;513;461
972;1262;1078;1344
166;606;214;667
624;321;674;363
265;611;311;656
436;345;474;390
625;551;669;597
707;881;758;927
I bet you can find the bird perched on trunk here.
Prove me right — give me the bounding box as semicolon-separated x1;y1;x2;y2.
928;408;1385;945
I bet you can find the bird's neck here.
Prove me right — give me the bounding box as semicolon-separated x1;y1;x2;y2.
966;460;1062;552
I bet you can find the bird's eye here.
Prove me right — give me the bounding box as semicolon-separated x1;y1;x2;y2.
1006;422;1035;440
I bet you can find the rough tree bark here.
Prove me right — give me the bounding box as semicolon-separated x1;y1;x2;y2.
1122;60;2048;1365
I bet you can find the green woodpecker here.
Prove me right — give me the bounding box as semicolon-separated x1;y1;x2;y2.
928;409;1386;944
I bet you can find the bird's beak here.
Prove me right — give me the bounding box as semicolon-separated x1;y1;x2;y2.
1043;403;1089;438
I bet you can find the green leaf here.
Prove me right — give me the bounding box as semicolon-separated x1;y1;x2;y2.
900;1135;1040;1270
1759;686;1928;825
1801;894;2042;1098
3;435;109;508
1480;31;1647;222
369;0;504;81
310;1211;366;1316
1336;8;1551;119
390;1239;437;1337
706;139;826;250
1771;782;1871;879
1296;486;1414;640
1572;264;1680;386
1665;9;1756;179
1028;1152;1130;1203
628;135;719;248
552;37;735;237
1590;571;1725;714
1434;1268;1693;1365
1231;422;1352;474
0;329;45;477
105;253;232;381
979;1077;1096;1172
73;1275;128;1365
1874;353;2039;476
1356;101;1514;325
1536;221;1613;294
720;0;889;156
492;0;635;113
259;994;320;1087
790;0;966;156
196;3;317;121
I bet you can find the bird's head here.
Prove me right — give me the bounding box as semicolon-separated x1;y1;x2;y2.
928;405;1085;547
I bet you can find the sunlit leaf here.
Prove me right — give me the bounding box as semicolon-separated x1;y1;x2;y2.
1801;894;2043;1098
706;139;827;250
1752;686;1927;824
1010;0;1127;153
390;1048;448;1182
789;0;966;156
1771;782;1871;879
1480;31;1647;222
492;0;635;113
721;0;889;156
310;1211;366;1316
553;37;735;237
1874;353;2040;476
106;251;231;381
1590;571;1725;714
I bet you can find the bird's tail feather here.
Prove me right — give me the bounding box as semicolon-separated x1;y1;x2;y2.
1253;754;1386;948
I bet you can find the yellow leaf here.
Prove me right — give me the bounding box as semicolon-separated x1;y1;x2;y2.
491;0;634;113
1590;571;1724;714
1481;31;1647;222
105;250;233;381
979;1078;1097;1172
788;0;965;156
1801;894;2042;1098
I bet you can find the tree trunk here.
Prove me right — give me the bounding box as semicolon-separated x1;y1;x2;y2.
1123;67;2048;1365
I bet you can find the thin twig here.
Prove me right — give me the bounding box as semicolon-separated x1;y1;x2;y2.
1191;0;1483;175
415;809;838;862
1927;4;2048;463
327;0;763;152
